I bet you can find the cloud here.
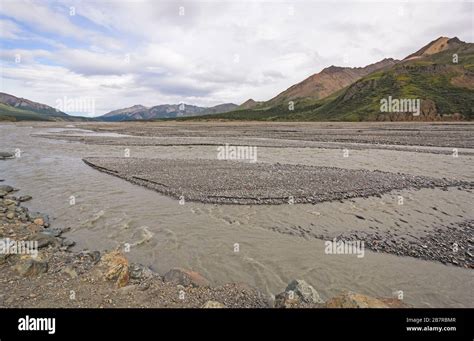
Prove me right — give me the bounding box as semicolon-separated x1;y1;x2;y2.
0;0;472;115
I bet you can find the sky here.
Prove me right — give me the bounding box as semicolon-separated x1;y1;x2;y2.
0;0;472;116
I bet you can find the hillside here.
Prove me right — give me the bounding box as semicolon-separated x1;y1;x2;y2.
0;93;90;122
185;37;473;121
265;58;398;105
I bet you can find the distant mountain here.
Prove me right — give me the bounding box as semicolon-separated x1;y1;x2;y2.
100;102;238;121
266;58;398;105
187;36;473;122
0;93;89;122
238;99;262;109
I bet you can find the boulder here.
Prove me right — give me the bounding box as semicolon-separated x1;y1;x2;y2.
0;185;14;193
163;268;210;287
99;250;130;288
18;195;32;202
15;259;48;277
325;291;391;308
129;263;155;280
274;291;301;308
285;279;323;304
31;232;58;249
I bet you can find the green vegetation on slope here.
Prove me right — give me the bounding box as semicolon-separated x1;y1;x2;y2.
184;44;474;121
0;103;52;121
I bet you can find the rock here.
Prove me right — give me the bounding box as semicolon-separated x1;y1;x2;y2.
14;259;48;277
61;239;75;248
0;152;14;160
4;199;17;206
284;279;323;304
33;218;45;226
0;190;8;198
18;195;32;202
31;232;57;248
62;266;78;279
163;268;210;287
41;229;63;238
129;263;155;280
324;291;390;308
0;185;14;192
274;291;301;308
6;212;15;220
202;300;226;308
28;212;49;227
99;250;130;288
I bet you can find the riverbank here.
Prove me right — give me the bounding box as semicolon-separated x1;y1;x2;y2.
1;122;473;308
1;179;409;308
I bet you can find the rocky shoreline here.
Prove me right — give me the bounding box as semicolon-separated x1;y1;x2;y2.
325;220;474;269
0;177;407;308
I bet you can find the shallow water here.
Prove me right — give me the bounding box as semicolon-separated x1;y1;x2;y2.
1;123;473;307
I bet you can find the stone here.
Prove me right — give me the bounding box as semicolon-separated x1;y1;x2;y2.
33;218;45;226
15;259;48;277
99;250;129;288
41;229;63;238
0;185;14;193
0;152;14;160
202;300;226;308
6;212;15;220
61;239;75;248
4;199;17;206
324;291;390;308
285;279;323;304
31;232;57;248
18;195;32;202
129;263;155;280
163;268;210;287
274;291;301;308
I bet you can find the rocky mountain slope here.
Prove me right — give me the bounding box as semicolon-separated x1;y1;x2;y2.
266;58;398;105
190;37;473;121
0;93;88;122
100;103;238;121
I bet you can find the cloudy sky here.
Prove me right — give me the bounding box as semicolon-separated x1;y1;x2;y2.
0;0;472;116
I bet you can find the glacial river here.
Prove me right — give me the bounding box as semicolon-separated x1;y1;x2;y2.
1;123;473;307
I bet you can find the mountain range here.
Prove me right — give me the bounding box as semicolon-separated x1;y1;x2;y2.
1;36;472;122
193;36;473;121
100;103;238;121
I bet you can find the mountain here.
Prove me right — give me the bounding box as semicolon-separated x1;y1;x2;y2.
239;99;262;109
266;58;398;105
0;93;89;121
100;103;238;121
404;37;465;61
186;36;473;121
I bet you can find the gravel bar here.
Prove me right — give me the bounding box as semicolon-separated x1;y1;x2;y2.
83;157;472;205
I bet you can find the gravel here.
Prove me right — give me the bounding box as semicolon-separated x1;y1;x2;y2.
83;157;472;205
